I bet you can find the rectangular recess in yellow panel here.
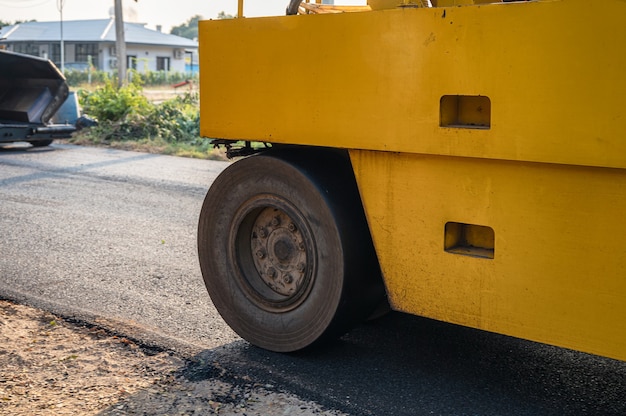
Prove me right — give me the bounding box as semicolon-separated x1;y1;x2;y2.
440;95;491;129
445;222;495;259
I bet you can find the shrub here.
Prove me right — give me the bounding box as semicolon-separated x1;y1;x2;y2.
64;69;111;86
78;78;150;122
144;93;200;142
77;82;201;145
65;69;198;88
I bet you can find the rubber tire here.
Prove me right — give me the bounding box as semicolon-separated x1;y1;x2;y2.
28;139;53;147
198;148;385;352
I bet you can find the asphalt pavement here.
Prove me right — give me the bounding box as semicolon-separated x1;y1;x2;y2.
1;142;624;416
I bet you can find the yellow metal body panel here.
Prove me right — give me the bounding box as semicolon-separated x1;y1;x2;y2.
350;151;626;360
199;0;626;360
200;0;626;170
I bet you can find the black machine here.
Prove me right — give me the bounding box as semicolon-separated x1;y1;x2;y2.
0;49;78;147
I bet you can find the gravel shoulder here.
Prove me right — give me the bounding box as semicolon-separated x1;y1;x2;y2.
0;299;346;416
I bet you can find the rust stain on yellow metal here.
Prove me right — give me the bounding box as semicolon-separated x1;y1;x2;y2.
199;0;626;361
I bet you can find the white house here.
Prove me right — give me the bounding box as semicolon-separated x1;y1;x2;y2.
0;19;198;74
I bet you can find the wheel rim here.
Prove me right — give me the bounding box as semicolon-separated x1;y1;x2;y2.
230;195;316;313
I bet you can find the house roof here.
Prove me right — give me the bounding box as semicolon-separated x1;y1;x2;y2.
0;19;197;49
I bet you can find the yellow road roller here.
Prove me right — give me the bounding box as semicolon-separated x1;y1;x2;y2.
197;0;626;361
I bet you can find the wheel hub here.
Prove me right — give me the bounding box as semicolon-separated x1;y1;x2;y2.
251;208;308;297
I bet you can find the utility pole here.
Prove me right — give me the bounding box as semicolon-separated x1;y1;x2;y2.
57;0;65;72
114;0;127;87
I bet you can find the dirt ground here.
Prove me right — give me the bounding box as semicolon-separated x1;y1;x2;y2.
0;300;345;416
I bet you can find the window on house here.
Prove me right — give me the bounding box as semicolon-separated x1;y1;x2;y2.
13;43;40;57
127;55;137;70
156;57;170;71
48;43;62;64
75;43;97;63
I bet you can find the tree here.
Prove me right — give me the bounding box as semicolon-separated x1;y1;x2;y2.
0;19;32;28
169;12;234;40
170;15;203;40
217;11;235;19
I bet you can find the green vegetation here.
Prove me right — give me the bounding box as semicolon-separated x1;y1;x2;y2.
0;19;33;28
79;78;150;122
217;11;235;20
169;11;233;40
71;78;226;160
170;15;202;40
64;69;198;88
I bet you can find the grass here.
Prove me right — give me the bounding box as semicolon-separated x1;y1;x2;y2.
69;80;229;161
67;134;229;161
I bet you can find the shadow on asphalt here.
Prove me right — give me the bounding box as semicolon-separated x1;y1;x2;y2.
0;142;55;152
94;312;626;415
179;312;626;416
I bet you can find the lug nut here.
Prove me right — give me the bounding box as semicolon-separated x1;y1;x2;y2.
258;228;267;238
283;274;293;284
271;216;280;226
288;222;297;232
256;249;266;259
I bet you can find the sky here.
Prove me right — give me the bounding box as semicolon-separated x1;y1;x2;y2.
0;0;367;33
